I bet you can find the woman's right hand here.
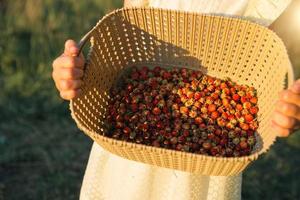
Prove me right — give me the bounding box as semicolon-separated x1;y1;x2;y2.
52;40;85;100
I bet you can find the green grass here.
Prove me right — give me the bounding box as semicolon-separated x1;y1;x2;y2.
0;0;300;199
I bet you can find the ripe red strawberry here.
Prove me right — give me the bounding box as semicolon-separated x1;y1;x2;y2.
211;111;219;119
163;71;172;80
250;97;258;104
232;94;240;101
123;127;131;135
244;114;254;122
194;92;202;100
250;106;259;114
152;107;161;115
236;104;243;111
239;141;248;149
243;102;251;109
222;99;230;108
208;104;217;112
195;117;203;125
153;66;162;74
186;91;194;99
220;82;227;89
180;106;189;114
241;96;247;103
240;123;249;130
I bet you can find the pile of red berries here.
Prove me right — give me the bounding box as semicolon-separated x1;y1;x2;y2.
106;66;259;157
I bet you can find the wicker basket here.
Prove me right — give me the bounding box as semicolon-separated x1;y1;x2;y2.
70;8;294;176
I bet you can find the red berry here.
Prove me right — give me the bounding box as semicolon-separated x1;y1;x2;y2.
243;102;251;109
220;82;227;89
239;141;248;149
123;127;131;135
163;71;172;80
153;66;162;74
250;107;259;114
195;117;203;125
222;99;230;108
211;111;219;119
240;123;249;130
244;114;254;122
180;106;189;114
152;107;161;115
131;72;139;80
203;142;212;150
194;92;202;100
232;94;240;101
208;104;217;112
241;96;247;103
236;104;243;111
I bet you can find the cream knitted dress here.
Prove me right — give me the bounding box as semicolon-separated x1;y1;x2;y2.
80;1;291;199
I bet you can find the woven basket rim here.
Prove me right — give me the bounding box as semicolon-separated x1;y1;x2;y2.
90;7;289;57
69;7;294;164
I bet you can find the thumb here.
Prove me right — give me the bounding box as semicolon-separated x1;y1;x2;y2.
64;39;79;57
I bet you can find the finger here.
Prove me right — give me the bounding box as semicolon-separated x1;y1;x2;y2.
64;39;79;57
52;56;85;69
272;111;297;129
271;120;290;137
54;67;83;80
58;79;83;91
289;79;300;94
60;89;82;100
279;90;300;107
276;101;300;120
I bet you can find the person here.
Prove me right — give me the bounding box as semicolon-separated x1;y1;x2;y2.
52;0;299;199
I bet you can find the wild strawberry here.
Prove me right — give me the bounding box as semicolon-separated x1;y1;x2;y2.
244;114;254;122
153;66;162;74
222;112;229;119
195;117;203;125
152;107;161;115
240;96;247;103
189;110;197;118
222;88;230;95
236;104;243;111
186;90;194;98
180;106;189;114
250;106;259;114
194;92;202;100
232;94;240;101
211;111;219;119
205;96;214;104
220;82;227;89
123;126;131;135
222;99;230;108
208;104;217;112
239;141;248;149
185;99;194;107
243;102;251;109
201;107;208;114
211;92;219;100
238;90;245;97
203;142;212;150
240;123;249;130
217;118;226;127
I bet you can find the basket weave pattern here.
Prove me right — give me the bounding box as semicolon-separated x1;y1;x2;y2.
70;8;292;175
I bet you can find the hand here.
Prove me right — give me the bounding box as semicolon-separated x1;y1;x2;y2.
272;80;300;137
52;40;85;100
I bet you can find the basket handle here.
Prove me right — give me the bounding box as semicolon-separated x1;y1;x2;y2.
77;29;94;56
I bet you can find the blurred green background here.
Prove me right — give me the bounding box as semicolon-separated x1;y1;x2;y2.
0;0;299;199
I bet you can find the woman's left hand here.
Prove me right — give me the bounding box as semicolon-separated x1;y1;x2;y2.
272;79;300;137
